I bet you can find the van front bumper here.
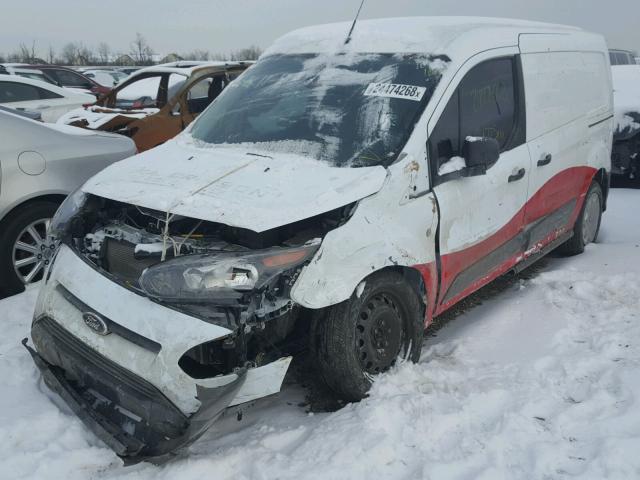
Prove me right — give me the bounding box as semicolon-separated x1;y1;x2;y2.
23;315;246;464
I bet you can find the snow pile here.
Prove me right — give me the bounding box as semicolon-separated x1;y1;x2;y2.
1;189;640;479
612;65;640;135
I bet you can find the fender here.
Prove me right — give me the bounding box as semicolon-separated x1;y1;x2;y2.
291;156;439;314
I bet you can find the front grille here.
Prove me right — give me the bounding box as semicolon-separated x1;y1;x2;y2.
35;316;159;398
31;315;189;446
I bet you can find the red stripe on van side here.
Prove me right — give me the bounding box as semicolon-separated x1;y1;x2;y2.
413;166;597;318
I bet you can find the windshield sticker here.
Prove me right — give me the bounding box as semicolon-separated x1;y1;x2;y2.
364;83;426;102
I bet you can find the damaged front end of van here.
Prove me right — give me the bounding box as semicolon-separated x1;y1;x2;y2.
23;42;445;462
22;143;385;463
21;187;362;463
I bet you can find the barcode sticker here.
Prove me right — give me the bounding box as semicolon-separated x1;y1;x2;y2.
364;83;426;102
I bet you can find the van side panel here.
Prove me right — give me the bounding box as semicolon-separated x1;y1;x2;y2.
519;35;612;255
521;50;612;141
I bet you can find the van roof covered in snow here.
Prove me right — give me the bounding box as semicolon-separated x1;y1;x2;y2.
264;16;581;58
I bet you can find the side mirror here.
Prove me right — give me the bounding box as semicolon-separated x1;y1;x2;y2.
462;136;500;175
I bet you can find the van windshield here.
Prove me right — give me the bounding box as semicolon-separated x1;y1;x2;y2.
190;53;448;167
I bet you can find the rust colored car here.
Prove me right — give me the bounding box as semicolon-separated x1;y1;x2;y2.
58;61;250;152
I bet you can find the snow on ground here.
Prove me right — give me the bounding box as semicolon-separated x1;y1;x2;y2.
1;189;639;480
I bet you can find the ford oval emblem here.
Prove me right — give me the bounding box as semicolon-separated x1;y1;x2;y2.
82;312;110;336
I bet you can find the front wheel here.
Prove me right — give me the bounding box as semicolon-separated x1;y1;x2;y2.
558;182;603;256
311;270;424;402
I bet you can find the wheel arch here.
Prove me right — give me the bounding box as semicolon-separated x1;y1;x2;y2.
0;194;66;229
374;265;428;320
593;167;609;211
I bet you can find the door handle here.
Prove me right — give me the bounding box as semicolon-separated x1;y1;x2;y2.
36;105;51;109
537;154;552;167
508;168;526;183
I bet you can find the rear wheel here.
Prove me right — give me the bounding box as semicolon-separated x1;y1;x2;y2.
0;202;59;297
558;182;603;256
311;270;424;402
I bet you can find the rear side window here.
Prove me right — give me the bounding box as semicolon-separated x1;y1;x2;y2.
429;57;521;173
0;81;62;103
37;87;62;99
51;69;93;89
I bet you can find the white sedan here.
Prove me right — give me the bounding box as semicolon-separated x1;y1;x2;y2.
0;74;95;122
0;108;136;297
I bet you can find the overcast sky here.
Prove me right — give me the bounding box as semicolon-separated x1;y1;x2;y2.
2;0;639;57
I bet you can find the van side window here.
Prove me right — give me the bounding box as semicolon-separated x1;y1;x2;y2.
429;57;522;178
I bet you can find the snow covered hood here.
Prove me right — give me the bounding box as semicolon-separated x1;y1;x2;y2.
82;138;387;232
612;65;640;137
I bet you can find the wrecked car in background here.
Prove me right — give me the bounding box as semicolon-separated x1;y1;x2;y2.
58;61;250;152
2;63;111;97
25;17;612;463
0;74;96;122
611;64;640;179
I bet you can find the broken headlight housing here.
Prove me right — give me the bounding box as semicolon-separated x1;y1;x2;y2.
48;188;88;241
139;243;319;302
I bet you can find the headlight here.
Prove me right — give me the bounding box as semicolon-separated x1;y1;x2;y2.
48;187;88;240
139;243;319;302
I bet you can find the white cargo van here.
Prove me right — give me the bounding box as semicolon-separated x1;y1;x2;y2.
25;17;613;462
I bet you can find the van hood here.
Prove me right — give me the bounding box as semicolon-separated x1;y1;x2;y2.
82;139;387;232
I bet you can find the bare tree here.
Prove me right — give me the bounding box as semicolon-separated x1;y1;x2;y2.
210;46;262;62
59;42;94;65
130;33;154;65
61;42;79;65
47;45;56;64
77;44;94;65
230;45;262;61
97;42;111;65
210;51;230;61
182;49;210;61
16;41;37;63
0;53;6;63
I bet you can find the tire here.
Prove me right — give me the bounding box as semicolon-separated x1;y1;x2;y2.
0;201;59;297
311;270;424;402
558;182;603;256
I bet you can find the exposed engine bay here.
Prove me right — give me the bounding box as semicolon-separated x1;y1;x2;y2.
57;194;354;378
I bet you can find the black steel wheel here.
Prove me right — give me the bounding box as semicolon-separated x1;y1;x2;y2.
558;182;603;256
312;270;424;402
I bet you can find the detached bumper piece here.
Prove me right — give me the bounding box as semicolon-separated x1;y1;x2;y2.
24;316;246;464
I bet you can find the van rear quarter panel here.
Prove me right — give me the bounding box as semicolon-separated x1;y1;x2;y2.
519;33;612;229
